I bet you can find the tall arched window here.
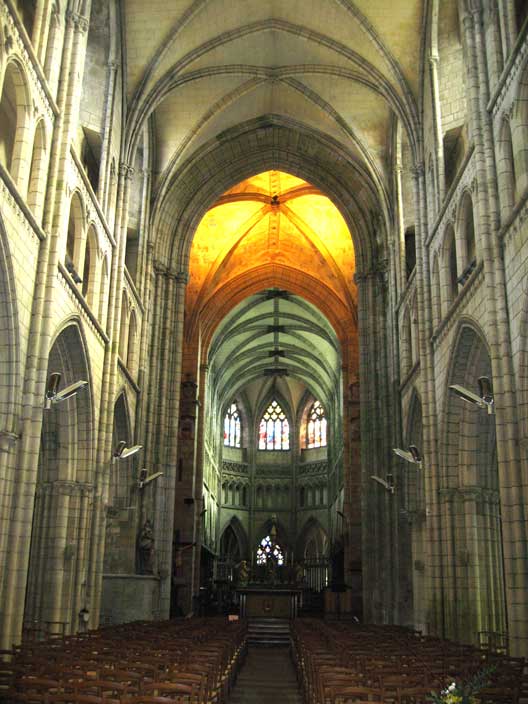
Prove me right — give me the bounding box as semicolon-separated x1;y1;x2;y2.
306;400;327;448
224;401;241;448
256;535;284;566
258;399;289;450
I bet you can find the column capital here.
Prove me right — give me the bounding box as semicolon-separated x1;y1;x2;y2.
0;430;19;453
354;258;388;283
175;271;189;285
66;10;89;33
119;162;134;179
410;162;425;179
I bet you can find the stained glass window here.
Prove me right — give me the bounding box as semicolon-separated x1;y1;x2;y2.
224;401;241;448
256;535;284;566
258;399;289;450
306;400;327;448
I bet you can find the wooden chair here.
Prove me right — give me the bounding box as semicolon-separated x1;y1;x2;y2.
140;681;196;702
329;684;384;703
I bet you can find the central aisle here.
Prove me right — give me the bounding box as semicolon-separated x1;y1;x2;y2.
229;647;302;704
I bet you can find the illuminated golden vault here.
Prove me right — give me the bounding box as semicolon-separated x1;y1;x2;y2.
187;170;356;328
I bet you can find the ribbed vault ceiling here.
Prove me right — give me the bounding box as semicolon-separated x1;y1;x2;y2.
208;290;341;413
125;0;423;197
184;170;357;360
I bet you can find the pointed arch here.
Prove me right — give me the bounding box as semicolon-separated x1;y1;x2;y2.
257;397;290;451
302;399;327;449
127;309;138;374
104;391;137;574
98;254;110;326
442;224;458;308
219;516;248;560
223;399;241;448
457;190;476;272
296;516;328;558
27;119;49;222
441;320;506;644
65;191;86;277
0;58;31;186
118;291;129;361
25;320;93;635
82;225;98;306
497;116;517;220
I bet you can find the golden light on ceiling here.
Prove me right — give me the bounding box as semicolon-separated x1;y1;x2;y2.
187;170;356;315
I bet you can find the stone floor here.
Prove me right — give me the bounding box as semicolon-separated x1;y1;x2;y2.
229;646;302;704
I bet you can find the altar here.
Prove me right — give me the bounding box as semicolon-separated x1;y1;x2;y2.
237;586;302;619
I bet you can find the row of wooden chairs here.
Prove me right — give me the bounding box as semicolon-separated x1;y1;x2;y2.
291;620;526;704
2;617;248;704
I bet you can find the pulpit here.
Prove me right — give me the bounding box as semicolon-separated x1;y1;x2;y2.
237;586;302;618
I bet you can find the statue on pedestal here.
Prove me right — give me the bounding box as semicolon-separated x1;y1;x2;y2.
237;559;250;586
138;519;155;574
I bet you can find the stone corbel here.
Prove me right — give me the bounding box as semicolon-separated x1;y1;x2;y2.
0;429;19;452
119;162;135;180
66;10;89;33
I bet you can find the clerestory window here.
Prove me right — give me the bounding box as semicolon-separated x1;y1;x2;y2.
258;399;290;450
306;400;327;448
223;401;241;448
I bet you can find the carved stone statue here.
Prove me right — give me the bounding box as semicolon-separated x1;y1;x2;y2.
237;559;250;586
295;561;305;586
138;519;155;574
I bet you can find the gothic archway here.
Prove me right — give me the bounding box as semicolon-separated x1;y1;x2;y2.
103;392;137;574
25;321;93;637
441;322;507;645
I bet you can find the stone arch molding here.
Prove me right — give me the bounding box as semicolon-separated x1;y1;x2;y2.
296;517;329;558
219;516;248;559
254;386;294;446
441;318;494;485
0;213;20;443
24;320;95;634
46;318;95;478
125;13;420;159
150;117;389;277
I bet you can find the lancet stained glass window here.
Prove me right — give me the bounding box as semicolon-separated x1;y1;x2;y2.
258;399;289;450
224;401;241;448
256;535;284;566
306;400;327;448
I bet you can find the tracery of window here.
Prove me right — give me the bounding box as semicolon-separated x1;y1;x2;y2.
224;401;241;448
258;399;290;450
256;535;284;566
306;400;327;448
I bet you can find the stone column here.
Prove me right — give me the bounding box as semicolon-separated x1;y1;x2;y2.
343;373;362;613
99;60;120;214
428;56;446;206
483;1;504;91
500;1;517;57
409;162;445;637
175;378;200;613
356;262;396;624
0;5;92;649
140;265;188;617
87;161;134;626
460;0;527;655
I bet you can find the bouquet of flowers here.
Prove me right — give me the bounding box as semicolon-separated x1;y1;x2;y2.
429;665;495;704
